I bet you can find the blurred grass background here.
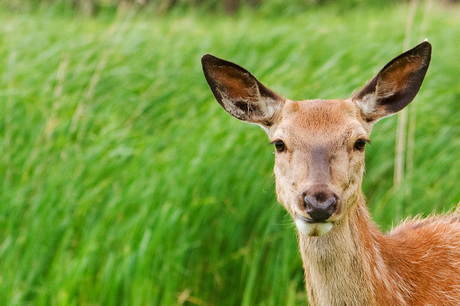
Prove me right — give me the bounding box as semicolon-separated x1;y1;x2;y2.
0;0;459;304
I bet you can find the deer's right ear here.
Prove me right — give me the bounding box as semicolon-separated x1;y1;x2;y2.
201;54;284;127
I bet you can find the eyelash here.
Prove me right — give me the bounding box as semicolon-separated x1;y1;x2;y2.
272;140;286;152
354;138;371;151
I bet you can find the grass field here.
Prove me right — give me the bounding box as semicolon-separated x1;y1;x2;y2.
0;2;459;305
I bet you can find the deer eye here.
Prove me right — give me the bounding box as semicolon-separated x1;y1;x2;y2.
274;140;286;152
354;138;370;151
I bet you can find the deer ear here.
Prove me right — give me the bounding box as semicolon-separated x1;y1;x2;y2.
201;54;284;127
352;41;431;122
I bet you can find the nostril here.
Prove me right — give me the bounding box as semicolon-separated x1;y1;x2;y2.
324;197;337;208
324;197;337;214
303;195;313;210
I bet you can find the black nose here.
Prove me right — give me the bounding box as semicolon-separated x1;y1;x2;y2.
304;193;337;222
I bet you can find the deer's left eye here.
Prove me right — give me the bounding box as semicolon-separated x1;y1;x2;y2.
274;140;286;152
354;139;370;151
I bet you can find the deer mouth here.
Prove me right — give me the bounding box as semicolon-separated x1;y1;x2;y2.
295;214;333;237
297;215;316;223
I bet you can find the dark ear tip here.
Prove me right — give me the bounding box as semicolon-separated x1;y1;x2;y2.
201;54;220;66
415;40;432;58
420;40;432;48
201;53;213;61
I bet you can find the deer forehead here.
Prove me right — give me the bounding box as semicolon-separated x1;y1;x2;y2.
271;99;370;148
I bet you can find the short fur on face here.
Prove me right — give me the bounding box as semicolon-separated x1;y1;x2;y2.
270;99;370;228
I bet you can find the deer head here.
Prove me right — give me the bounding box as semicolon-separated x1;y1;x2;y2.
202;41;431;237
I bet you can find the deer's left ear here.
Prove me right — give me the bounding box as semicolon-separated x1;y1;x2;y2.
352;41;431;122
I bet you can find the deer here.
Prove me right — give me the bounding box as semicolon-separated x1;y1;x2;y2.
201;41;460;305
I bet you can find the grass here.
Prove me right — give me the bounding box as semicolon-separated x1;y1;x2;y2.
0;2;459;305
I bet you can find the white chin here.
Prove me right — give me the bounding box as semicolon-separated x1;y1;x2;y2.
295;218;333;237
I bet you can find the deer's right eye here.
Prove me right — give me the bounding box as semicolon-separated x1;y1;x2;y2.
274;140;286;152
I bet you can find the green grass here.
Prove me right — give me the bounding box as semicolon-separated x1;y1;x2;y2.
0;2;459;305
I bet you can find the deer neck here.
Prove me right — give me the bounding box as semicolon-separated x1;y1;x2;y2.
298;194;394;306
